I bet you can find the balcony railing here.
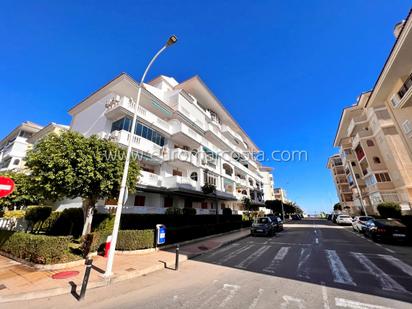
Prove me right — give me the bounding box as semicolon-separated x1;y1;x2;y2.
163;176;200;190
164;148;199;166
139;171;162;187
109;130;162;157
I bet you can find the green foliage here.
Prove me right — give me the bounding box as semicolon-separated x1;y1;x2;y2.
3;210;25;219
201;183;216;195
377;202;402;218
0;172;41;209
164;207;183;216
48;208;84;238
116;230;154;250
0;230;73;264
222;208;232;216
24;206;52;232
333;203;342;211
182;208;196;216
25;131;140;234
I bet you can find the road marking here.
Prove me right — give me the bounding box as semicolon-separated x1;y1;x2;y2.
207;243;238;258
335;297;393;309
217;245;253;264
280;295;306;309
351;252;407;293
384;248;395;254
263;246;290;273
297;248;311;279
321;282;330;309
378;254;412;277
236;245;270;269
325;250;356;286
218;284;240;307
248;288;264;309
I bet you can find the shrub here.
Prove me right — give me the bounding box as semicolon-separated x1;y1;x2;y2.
222;208;232;216
182;208;196;216
377;202;402;219
48;208;84;238
24;206;52;232
0;230;72;264
202;183;216;194
3;210;25;219
165;207;183;216
116;230;154;250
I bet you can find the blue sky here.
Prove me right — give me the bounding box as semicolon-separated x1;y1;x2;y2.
1;1;411;213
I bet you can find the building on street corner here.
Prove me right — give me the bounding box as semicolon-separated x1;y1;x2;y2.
69;73;276;214
329;10;412;215
273;187;288;204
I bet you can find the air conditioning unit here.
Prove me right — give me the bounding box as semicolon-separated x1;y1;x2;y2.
96;132;107;139
390;93;401;108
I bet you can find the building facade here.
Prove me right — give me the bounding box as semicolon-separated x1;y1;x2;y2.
330;10;412;215
0;121;43;171
69;73;272;214
273;188;287;204
260;166;275;201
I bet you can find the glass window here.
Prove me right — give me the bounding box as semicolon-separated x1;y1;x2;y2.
142;126;148;139
147;128;153;141
135;123;143;136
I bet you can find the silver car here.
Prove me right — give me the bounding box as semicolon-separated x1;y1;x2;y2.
352;216;374;233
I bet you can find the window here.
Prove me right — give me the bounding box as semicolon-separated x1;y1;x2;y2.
190;172;198;181
201;202;208;209
221;202;225;209
373;157;381;164
402;120;412;134
173;169;182;176
204;172;217;185
13;159;20;166
366;140;374;147
365;174;377;187
375;172;391;183
134;196;145;206
111;117;166;147
164;197;173;208
351;162;356;166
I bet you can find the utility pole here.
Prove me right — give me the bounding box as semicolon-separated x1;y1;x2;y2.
348;160;368;216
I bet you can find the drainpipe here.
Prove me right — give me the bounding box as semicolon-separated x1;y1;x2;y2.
348;161;368;216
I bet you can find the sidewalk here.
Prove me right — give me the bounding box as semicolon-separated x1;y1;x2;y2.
0;228;250;303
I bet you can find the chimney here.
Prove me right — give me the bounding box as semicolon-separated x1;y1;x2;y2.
394;20;406;39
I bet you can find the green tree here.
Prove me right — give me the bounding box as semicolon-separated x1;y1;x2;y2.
333;203;342;211
377;202;402;218
25;131;140;235
0;172;41;209
265;199;283;214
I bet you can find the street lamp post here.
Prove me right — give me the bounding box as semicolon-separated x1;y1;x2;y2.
104;35;177;278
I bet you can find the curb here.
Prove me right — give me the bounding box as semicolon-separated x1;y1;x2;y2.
0;229;249;303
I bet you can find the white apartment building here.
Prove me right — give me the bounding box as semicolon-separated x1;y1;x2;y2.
273;188;288;203
260;166;275;201
69;73;272;214
0;121;43;171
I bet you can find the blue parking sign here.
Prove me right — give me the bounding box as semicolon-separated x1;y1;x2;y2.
156;224;166;245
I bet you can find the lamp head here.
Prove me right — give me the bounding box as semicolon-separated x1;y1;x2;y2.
166;35;178;46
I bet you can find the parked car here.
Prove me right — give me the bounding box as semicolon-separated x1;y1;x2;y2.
251;217;276;236
327;214;332;220
336;215;353;225
267;215;283;231
364;219;408;243
331;213;340;223
352;216;374;232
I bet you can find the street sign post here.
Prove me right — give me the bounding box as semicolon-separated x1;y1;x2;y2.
0;176;15;198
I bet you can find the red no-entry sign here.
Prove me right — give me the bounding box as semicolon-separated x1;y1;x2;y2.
0;176;15;198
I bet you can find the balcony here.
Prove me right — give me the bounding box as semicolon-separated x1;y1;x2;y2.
164;148;199;167
105;95;170;134
221;124;243;143
235;176;248;187
170;121;202;145
347;115;367;136
109;130;162;158
352;130;372;148
139;171;163;187
163;176;200;191
394;73;412;109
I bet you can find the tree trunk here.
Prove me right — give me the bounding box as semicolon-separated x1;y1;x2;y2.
82;198;96;236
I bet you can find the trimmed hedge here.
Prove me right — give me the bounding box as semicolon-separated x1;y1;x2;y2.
48;208;84;238
116;230;154;250
0;230;72;264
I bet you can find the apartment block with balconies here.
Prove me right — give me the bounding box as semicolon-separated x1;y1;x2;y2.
69;73;268;214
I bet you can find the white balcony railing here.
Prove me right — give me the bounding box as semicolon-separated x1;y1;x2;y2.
164;148;199;166
163;176;200;190
105;95;170;133
139;171;163;187
109;130;162;157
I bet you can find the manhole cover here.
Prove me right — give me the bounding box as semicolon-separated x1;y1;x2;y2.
198;246;209;251
51;271;80;279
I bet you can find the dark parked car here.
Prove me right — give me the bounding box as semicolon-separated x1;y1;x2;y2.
364;219;408;243
267;214;284;231
251;217;276;236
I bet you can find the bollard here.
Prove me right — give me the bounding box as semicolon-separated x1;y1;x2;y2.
79;258;93;300
175;244;180;271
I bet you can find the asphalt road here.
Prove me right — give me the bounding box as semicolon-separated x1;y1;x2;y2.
9;219;412;309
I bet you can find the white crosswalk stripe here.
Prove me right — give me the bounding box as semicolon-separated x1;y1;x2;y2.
263;246;290;274
235;245;271;269
377;254;412;277
351;252;408;293
325;250;356;286
216;245;254;265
